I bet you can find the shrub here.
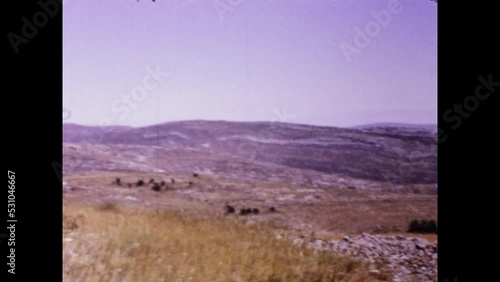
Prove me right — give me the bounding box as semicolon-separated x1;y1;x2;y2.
407;219;437;234
151;183;161;192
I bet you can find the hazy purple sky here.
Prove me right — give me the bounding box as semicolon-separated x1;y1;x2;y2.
63;0;437;127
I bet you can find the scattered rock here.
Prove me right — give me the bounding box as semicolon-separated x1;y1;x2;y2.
289;233;437;282
369;269;380;275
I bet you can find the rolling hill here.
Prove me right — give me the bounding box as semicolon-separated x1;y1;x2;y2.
63;120;437;185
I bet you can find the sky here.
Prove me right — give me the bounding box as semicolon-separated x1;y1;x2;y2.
63;0;437;128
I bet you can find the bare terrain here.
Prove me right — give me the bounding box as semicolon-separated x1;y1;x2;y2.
63;121;437;282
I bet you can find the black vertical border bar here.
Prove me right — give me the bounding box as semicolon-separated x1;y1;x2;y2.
437;1;458;280
438;0;498;281
4;0;62;281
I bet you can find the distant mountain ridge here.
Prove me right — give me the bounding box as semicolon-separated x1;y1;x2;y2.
352;122;437;131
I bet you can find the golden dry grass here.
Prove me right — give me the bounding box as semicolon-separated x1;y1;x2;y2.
383;233;437;243
63;202;379;282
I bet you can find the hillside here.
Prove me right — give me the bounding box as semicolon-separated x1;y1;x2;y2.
63;120;437;185
63;120;438;281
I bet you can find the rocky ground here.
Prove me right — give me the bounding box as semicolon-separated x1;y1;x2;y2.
285;232;437;281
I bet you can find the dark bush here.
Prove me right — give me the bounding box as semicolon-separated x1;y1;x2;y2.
422;220;437;233
225;202;235;214
136;179;145;187
407;219;437;234
151;183;161;192
408;220;420;232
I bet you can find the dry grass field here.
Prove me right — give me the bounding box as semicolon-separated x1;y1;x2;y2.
63;171;436;281
63;201;379;282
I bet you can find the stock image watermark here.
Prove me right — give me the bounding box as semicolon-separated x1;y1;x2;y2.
63;108;71;120
339;0;403;63
6;170;17;274
212;0;245;21
106;65;171;123
56;64;172;182
96;64;172;143
234;106;296;163
7;0;69;54
438;73;498;143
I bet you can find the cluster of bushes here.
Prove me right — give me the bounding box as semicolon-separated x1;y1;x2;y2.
407;219;437;234
113;177;182;189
